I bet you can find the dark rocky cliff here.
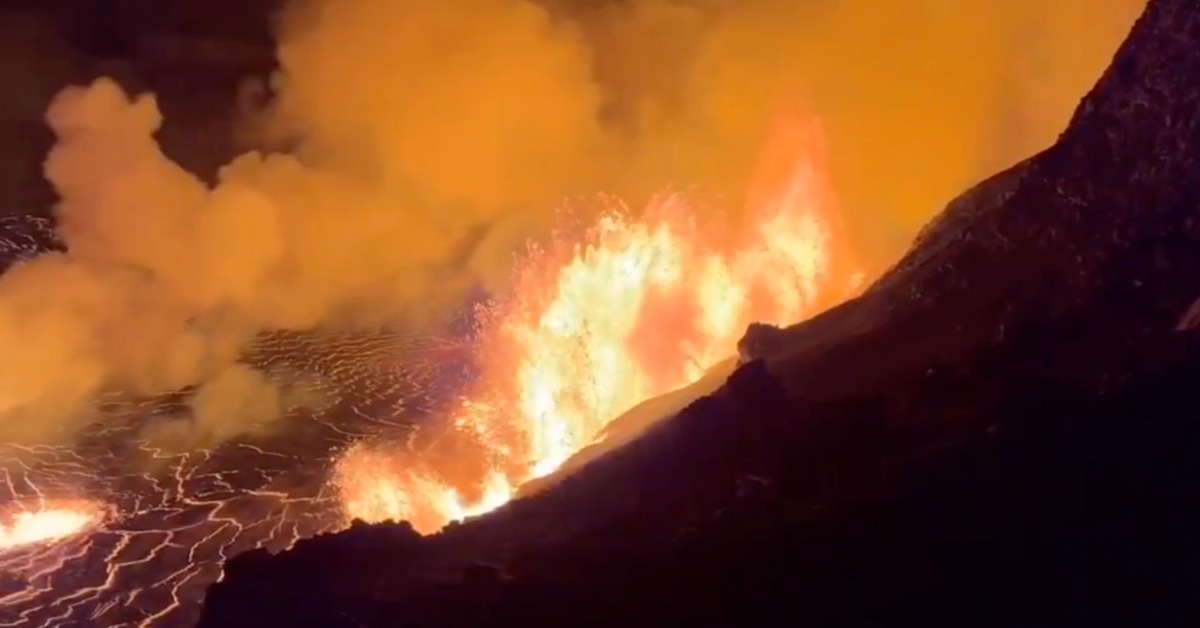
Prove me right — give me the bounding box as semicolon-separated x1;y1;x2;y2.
743;0;1200;396
201;0;1200;625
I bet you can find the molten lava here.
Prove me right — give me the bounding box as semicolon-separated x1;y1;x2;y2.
0;500;104;552
334;114;860;534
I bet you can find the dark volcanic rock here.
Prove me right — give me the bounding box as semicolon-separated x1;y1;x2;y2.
752;0;1200;400
202;1;1200;626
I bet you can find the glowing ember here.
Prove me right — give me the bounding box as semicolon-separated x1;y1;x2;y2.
0;500;104;552
335;114;860;534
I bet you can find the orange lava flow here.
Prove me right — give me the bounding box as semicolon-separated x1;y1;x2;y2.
0;500;105;552
334;114;861;535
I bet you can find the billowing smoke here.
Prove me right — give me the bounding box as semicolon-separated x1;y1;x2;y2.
555;0;1147;264
0;0;1143;447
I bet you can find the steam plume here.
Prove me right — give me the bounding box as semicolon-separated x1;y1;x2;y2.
0;0;1143;447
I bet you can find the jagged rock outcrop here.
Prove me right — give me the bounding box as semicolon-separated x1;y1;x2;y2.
201;1;1200;626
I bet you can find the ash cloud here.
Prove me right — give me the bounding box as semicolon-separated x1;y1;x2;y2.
0;0;1143;447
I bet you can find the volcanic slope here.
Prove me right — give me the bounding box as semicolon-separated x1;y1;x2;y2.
199;0;1200;626
0;212;471;627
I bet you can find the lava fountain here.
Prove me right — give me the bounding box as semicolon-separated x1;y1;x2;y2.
334;114;861;534
0;499;105;553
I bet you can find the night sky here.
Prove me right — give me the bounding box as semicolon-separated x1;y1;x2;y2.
0;0;282;214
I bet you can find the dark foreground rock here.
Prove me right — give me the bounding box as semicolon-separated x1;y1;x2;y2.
202;1;1200;626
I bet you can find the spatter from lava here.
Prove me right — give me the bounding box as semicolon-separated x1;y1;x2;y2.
0;214;467;627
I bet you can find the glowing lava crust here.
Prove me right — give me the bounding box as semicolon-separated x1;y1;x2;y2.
0;314;464;627
0;114;859;627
